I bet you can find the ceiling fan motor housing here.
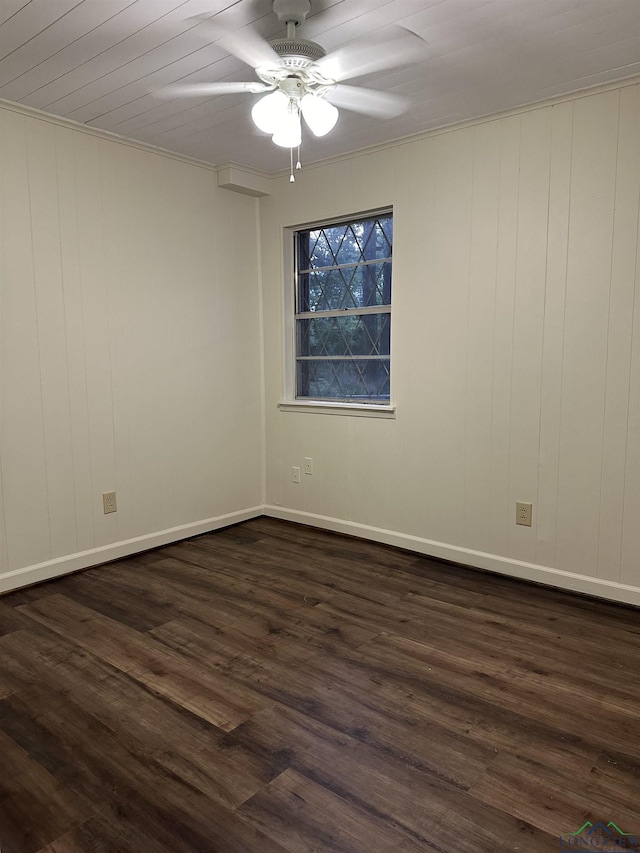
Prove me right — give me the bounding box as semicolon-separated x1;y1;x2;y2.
269;37;326;69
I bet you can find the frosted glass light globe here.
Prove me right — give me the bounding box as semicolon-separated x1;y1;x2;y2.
300;94;339;137
251;91;289;134
272;108;302;148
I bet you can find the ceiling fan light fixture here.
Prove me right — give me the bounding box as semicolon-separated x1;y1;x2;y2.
251;90;289;133
300;93;339;136
165;0;422;181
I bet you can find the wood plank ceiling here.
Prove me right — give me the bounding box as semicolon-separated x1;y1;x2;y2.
1;0;639;173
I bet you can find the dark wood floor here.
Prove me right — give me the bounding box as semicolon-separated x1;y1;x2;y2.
1;517;639;853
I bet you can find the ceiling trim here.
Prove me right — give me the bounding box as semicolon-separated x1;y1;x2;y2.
270;73;640;181
0;96;219;173
3;72;638;183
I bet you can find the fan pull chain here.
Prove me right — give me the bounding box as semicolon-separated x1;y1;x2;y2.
290;147;295;182
296;145;301;171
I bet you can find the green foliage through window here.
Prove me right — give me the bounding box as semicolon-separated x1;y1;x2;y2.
295;212;392;402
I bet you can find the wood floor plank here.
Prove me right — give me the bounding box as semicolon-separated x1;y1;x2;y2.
228;701;493;816
154;553;334;615
17;594;268;730
351;632;640;758
1;516;638;852
161;540;340;607
36;819;159;853
0;601;32;637
238;767;431;853
1;685;285;853
469;750;639;836
239;765;555;853
0;719;92;853
171;533;423;604
396;599;640;699
242;517;420;572
586;752;640;825
0;630;276;810
49;566;178;631
149;605;378;672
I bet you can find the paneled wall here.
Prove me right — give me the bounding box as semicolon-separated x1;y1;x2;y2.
0;104;263;591
1;81;638;604
260;82;640;605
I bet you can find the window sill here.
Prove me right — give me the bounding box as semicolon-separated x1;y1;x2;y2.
278;400;396;418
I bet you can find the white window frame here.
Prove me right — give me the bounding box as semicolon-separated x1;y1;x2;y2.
279;209;396;418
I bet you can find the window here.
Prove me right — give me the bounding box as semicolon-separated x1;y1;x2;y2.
294;211;393;404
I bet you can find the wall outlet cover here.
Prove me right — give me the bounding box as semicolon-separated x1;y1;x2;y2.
516;501;532;526
103;491;117;514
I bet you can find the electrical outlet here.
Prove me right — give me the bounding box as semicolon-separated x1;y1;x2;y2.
516;501;532;526
103;491;117;514
304;457;313;475
292;466;301;484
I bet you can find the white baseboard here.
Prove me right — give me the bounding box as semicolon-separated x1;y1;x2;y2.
3;504;638;608
264;506;640;608
0;506;264;594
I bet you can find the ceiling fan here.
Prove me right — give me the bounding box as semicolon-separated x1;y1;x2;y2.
162;0;426;179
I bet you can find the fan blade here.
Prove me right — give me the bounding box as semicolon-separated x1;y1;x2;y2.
157;82;273;98
187;15;279;69
326;84;409;118
316;28;426;82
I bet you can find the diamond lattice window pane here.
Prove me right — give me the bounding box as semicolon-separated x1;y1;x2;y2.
353;262;391;307
297;314;391;358
297;358;390;401
301;218;393;271
324;225;351;264
297;271;311;312
295;212;393;403
306;229;332;268
304;268;357;311
361;216;393;261
303;263;391;312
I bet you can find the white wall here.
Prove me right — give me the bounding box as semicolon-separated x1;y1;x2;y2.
2;82;638;605
0;104;264;592
260;81;640;606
